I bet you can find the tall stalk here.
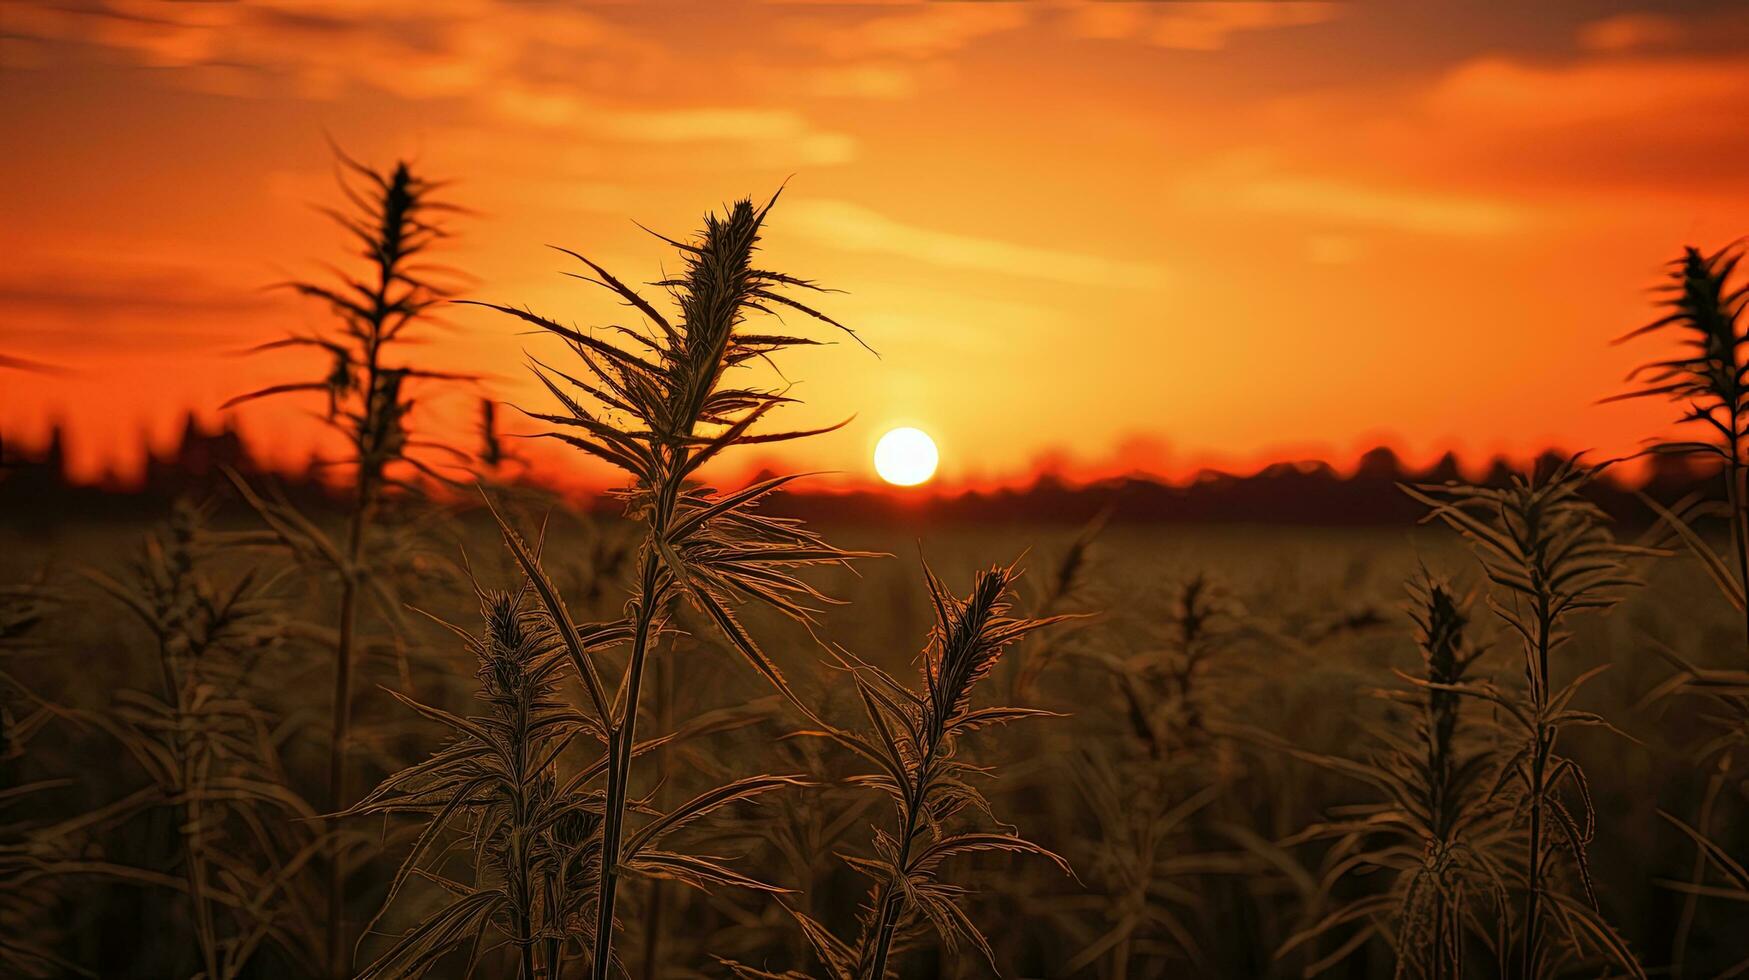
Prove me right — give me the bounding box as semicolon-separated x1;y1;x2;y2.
1277;570;1511;979
345;549;604;980
593;550;662;977
856;562;1070;978
1405;459;1647;978
638;639;679;979
725;561;1070;980
1608;242;1749;656
1607;242;1749;976
225;149;467;977
83;505;328;979
469;192;872;975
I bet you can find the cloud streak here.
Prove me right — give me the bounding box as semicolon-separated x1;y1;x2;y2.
0;0;857;154
1071;2;1341;50
1231;175;1525;236
785;199;1169;289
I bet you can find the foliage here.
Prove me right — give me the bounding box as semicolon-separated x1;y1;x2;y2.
727;560;1071;980
224;148;471;975
466;190;873;976
1279;571;1512;978
1611;240;1749;976
75;504;329;978
1404;459;1649;978
1608;240;1749;650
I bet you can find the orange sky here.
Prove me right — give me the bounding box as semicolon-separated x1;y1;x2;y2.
4;1;1749;491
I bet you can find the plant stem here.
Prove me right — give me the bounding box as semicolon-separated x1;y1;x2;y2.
326;476;372;978
161;636;222;980
865;737;940;980
513;675;541;980
546;872;565;980
640;652;675;980
327;224;391;977
592;550;663;979
183;747;222;980
1521;595;1553;980
1522;728;1548;979
865;804;922;980
1727;449;1749;662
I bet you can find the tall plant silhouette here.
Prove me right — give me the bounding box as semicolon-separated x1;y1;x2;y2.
1611;240;1749;975
81;504;328;979
1607;241;1749;652
466;190;871;976
1279;571;1511;978
349;510;817;977
1404;459;1646;978
850;562;1070;978
730;561;1071;979
224;148;470;976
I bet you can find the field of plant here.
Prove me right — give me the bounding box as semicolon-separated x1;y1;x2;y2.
6;154;1749;979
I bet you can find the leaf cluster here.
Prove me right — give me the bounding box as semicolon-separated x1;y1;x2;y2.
73;504;329;978
227;149;473;494
1279;572;1512;979
1403;461;1647;977
738;561;1071;980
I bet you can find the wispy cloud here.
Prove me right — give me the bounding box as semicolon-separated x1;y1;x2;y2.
485;87;857;162
1577;13;1687;53
0;265;268;317
0;0;652;101
0;260;276;351
1231;174;1525;236
1;0;865;171
3;1;853;146
785;199;1169;289
1071;2;1341;50
1430;53;1749;130
783;4;1030;60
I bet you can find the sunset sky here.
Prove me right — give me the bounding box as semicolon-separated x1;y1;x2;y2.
4;1;1749;490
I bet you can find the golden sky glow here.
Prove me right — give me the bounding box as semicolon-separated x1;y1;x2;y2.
4;1;1749;489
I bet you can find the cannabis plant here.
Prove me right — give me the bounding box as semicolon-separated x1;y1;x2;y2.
0;572;82;978
1081;573;1241;762
352;511;805;977
1611;239;1749;975
225;148;470;974
1057;571;1266;977
732;560;1070;979
466;190;871;975
1404;458;1647;977
1608;240;1749;653
345;547;604;979
1279;571;1511;978
1;572;58;775
1009;510;1106;700
81;503;327;978
1055;747;1234;977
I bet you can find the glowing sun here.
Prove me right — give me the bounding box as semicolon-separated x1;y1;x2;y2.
874;427;939;487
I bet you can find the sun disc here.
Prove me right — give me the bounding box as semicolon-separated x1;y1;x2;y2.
874;427;939;486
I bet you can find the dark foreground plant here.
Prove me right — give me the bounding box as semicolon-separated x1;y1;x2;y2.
465;190;872;976
1405;458;1648;978
1280;570;1512;978
81;503;328;978
1609;239;1749;975
1607;240;1749;656
225;148;471;975
730;560;1071;979
0;572;81;978
352;513;808;978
